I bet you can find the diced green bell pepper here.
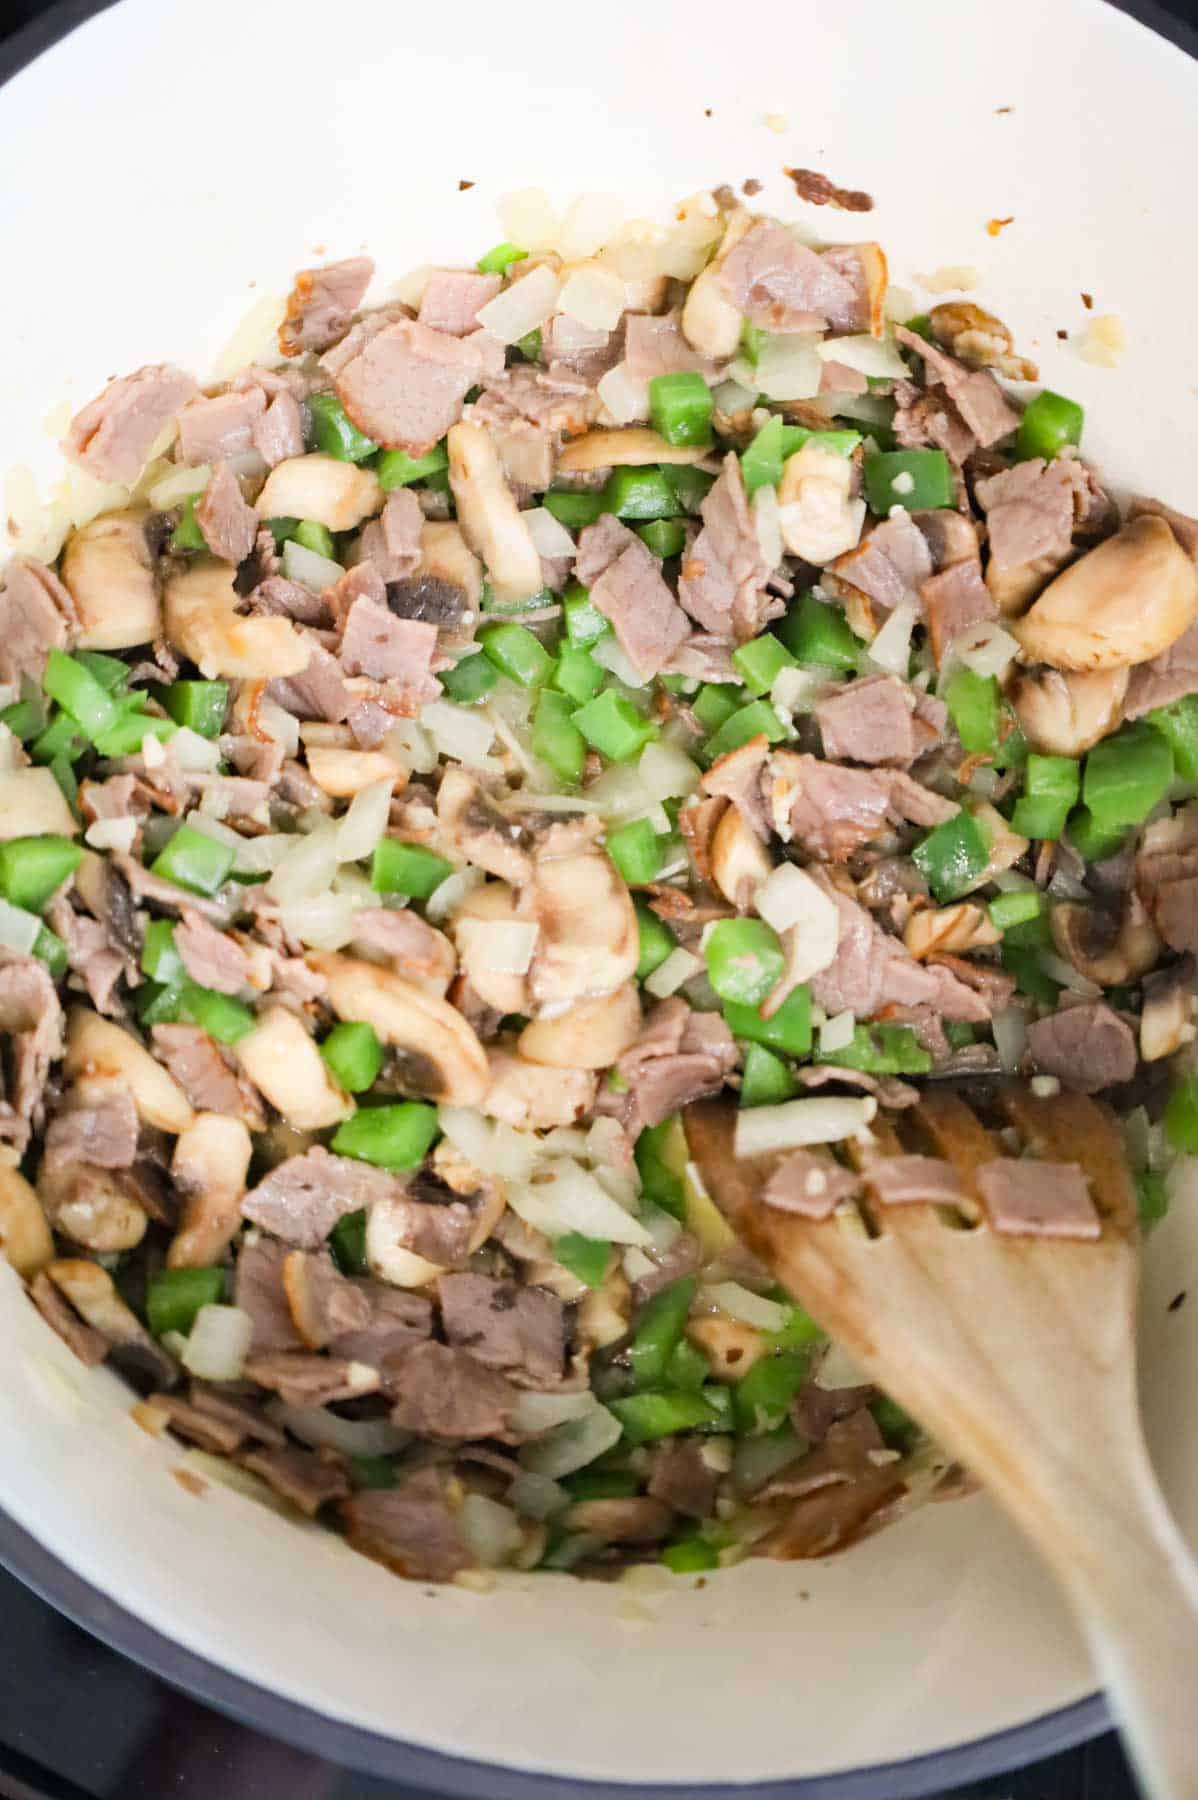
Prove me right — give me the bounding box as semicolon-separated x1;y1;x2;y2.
307;391;378;462
477;241;527;275
146;1266;224;1337
1083;724;1173;829
704;919;786;1007
635;899;676;981
661;1537;720;1573
544;491;607;531
531;689;587;786
371;838;454;899
1010;753;1081;842
739;1042;798;1106
1148;696;1198;786
574;691;658;762
701;700;787;764
648;371;713;448
478;621;554;688
732;634;796;698
691;684;741;733
42;649;119;742
321;1020;384;1094
0;836;82;913
601;465;682;522
606;817;665;886
328;1208;368;1275
562;583;613;648
863;449;954;514
636;518;688;559
775;592;861;671
552;645;604;706
554;1232;611;1289
723;987;812;1059
911;809;989;902
162;680;229;738
375;443;449;489
439;652;499;705
150;824;236;896
734;1349;810;1435
331;1102;440;1172
1016;390;1084;463
944;667;1000;756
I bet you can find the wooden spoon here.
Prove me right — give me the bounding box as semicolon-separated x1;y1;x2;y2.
685;1086;1198;1800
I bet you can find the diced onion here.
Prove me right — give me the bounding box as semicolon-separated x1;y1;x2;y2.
281;538;343;593
278;891;361;950
771;665;828;719
508;1158;652;1246
455;917;539;975
558;263;626;331
491;1122;541;1181
555;194;624;261
639;739;700;802
499;188;560;253
954;620;1021;680
254;694;301;759
992;1005;1029;1072
212;293;287;379
421;699;496;765
147;463;211;509
818;1008;856;1055
436;1103;495;1169
267;823;339;901
268;1402;408;1457
713;378;758;415
382;717;437;775
335;778;392;863
756;863;827;934
181;1305;253;1381
592;636;646;689
587;762;655;821
644;945;702;999
509;1471;569;1520
520;1403;623;1478
816;1341;871;1389
84;817;138;854
734;1096;876;1158
596;361;650;425
475;264;561;346
755;334;823;401
458;1493;523;1567
752;482;784;569
231;833;291;875
511;1390;597;1435
424;865;485;923
392;264;431;308
1039;953;1104;998
171;727;223;772
0;897;41;955
866;600;919;675
702;1281;790;1332
521;507;578;561
817;333;909;378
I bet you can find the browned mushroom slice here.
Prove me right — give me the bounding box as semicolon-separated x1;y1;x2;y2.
46;1259;177;1387
561;1498;675;1543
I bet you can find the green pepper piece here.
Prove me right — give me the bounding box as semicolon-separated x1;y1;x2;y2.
328;1208;368;1275
863;449;954;514
562;583;614;648
723;987;812;1059
944;667;1000;756
1083;724;1174;829
911;810;989;902
140;919;185;985
606;817;665;887
42;649;119;742
1136;1170;1169;1226
74;651;129;694
531;689;587;787
307;391;378;462
179;982;257;1046
552;645;604;707
150;824;236;897
554;1232;611;1289
738;1042;798;1107
1148;696;1198;786
704;918;786;1006
33;924;68;980
0;836;82;913
573;691;658;762
146;1266;225;1337
601;466;682;522
170;496;207;552
608;1389;723;1445
661;1537;720;1573
635;900;676;981
988;889;1048;932
562;1469;640;1501
1065;806;1129;864
1010;753;1081;841
371;839;454;899
775;592;862;671
544;491;608;531
701;700;787;764
320;1021;384;1094
375;443;449;490
162;679;230;739
870;1394;921;1453
636;518;688;559
331;1102;440;1172
691;684;741;733
668;1338;710;1390
629;1276;697;1389
30;709;84;767
662;464;714;515
648;371;713;449
293;519;336;560
635;1117;688;1221
734;1349;811;1435
92;708;176;760
731;634;796;699
478;621;554;688
1016;390;1084;463
439;652;499;705
477;242;528;275
1001;942;1061;1006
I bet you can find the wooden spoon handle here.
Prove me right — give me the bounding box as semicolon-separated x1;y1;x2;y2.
1051;1470;1198;1799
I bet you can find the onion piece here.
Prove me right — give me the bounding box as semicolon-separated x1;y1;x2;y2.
278;891;361;951
421;699;496;766
84;817;139;854
592;636;647;689
335;778;393;864
702;1281;790;1332
734;1096;876;1158
596;362;650;425
644;945;703;999
181;1305;253;1381
458;1493;523;1567
0;897;40;955
267;823;339;902
866;599;919;675
281;538;342;593
268;1402;408;1458
425;865;485;924
816;1340;871;1389
147;463;211;509
817;333;909;379
212;293;287;379
511;1390;597;1435
713;377;758;415
755;334;823;402
392;264;431;308
639;739;700;802
455;916;539;975
991;1006;1029;1072
520;507;577;561
771;665;828;720
954;620;1022;680
499;188;560;253
752;483;784;568
556;194;624;261
1039;952;1104;998
558;263;626;331
509;1471;569;1520
520;1403;623;1478
818;1008;856;1056
508;1159;652;1247
171;727;223;773
476;264;561;346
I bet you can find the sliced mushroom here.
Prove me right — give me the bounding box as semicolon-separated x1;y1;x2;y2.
235;1006;353;1131
449;881;530;1014
685;1314;766;1382
525;851;639;1011
1050;897;1161;988
255;453;382;531
904;902;1000;960
46;1259;176;1387
778;443;866;564
446;421;543;606
431;1139;506;1253
60;508;160;649
556;427;712;473
680;211;753;358
311;952;490;1106
519;982;642;1069
65;1010;194;1134
971;802;1029;885
304;745;404;797
164;562;312;680
1014;516;1198;672
1007;663;1129;757
420;519;483;608
481;1048;597;1129
38;1163;147;1253
576;1271;630;1350
928;301;1038;381
562;1497;674;1543
437;767;531;884
365;1197;443;1289
709;805;773;911
168;1112;254;1268
0;1163;53;1277
0;766;80;841
1141;959;1196;1063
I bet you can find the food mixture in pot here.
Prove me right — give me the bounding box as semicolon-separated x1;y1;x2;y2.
1;188;1195;1583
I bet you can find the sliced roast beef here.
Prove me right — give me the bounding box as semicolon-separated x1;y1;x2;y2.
860;1155;969;1207
174;909;251;994
816;675;918;767
331;1283;434;1365
334;319;503;454
239;1443;351;1515
1124;623;1198;719
243;1351;380;1408
151;1024;265;1128
242;1148;406;1249
829;512;933;613
354;489;423;585
588;535;690;681
177;388;265;464
43;898;127;1017
808;875;991;1024
679;453;779;640
974;457;1079;608
631;1231;703;1306
762;1149;862;1219
188;1380;286;1446
281;1248;372;1349
718;222;865;333
438;1273;569;1386
974;1159;1100;1239
351;908;454;991
648;1438;719;1518
575;514;638;585
342;1467;475;1581
895;327;1018;448
768;754;956;860
0;557;75;688
235;1238;305;1354
892;379;976;465
43;1089;139;1174
279;256;374;356
624;311;723;381
921;559;996;664
150;1391;247;1454
541;314;620;381
339;595;439;704
0;952;63;1155
64;364;198;484
468;362;598;437
384;1339;516;1440
252;391;306;467
607;997;738;1135
1025;1001;1137;1093
418;270;502;336
268;641;355;722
